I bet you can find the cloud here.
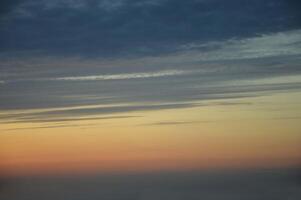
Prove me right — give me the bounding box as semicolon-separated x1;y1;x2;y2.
0;29;300;120
141;120;213;126
177;29;301;62
0;103;199;123
49;69;191;81
1;29;301;82
1;0;300;57
0;115;141;124
0;123;99;132
0;0;25;18
0;1;301;124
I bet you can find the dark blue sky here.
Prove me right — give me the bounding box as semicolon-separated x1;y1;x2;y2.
0;0;300;57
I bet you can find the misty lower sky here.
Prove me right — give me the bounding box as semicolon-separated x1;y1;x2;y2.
0;0;301;179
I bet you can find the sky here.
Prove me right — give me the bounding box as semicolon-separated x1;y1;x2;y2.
0;0;301;177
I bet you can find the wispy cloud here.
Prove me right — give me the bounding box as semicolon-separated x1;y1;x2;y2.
0;123;99;132
0;1;301;125
49;70;191;81
0;103;199;123
0;115;141;124
174;29;301;62
141;120;213;127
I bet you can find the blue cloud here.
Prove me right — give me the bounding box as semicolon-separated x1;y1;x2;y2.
0;0;300;57
0;1;301;124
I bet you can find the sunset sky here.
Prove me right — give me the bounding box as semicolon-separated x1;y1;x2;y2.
0;0;301;177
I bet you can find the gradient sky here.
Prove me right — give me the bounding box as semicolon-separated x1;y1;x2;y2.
0;0;301;176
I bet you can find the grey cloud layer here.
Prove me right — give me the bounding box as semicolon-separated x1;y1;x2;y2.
1;29;301;82
0;29;301;123
0;1;301;124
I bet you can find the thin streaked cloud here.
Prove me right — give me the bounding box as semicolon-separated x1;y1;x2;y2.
49;69;191;81
0;0;300;125
141;120;213;127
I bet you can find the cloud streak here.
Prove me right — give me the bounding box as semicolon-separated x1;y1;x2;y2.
141;120;213;127
0;1;301;125
50;70;191;81
0;103;199;123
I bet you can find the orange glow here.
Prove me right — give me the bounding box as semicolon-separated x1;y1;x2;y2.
1;92;301;177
